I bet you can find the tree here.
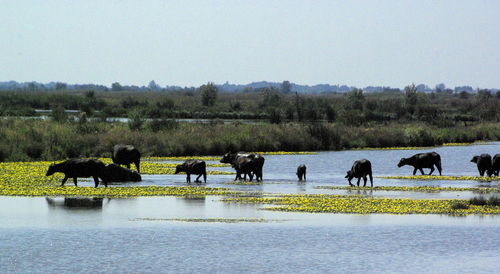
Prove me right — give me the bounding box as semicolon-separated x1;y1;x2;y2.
148;80;160;91
435;83;446;93
200;82;218;106
347;88;365;110
281;80;292;94
55;82;67;90
404;84;418;115
111;82;123;91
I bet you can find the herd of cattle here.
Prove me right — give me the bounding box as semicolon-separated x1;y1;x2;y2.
45;145;500;188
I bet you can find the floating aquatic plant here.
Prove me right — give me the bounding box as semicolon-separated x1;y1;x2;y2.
315;186;500;193
380;175;500;182
0;161;237;197
224;194;500;215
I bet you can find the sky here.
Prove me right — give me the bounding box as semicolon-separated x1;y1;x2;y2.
1;0;499;89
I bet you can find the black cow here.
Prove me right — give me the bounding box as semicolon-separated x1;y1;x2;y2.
112;144;141;173
100;164;142;183
231;156;260;181
46;159;107;187
297;165;307;181
397;152;442;175
249;154;265;181
471;154;492;177
345;159;373;187
175;160;207;183
491;154;500;177
220;152;265;181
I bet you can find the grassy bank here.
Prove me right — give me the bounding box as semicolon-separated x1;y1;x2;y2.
0;118;499;161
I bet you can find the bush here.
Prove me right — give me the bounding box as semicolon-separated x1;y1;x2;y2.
128;111;145;130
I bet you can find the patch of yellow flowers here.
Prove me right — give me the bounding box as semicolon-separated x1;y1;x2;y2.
315;186;500;193
0;161;236;197
380;175;500;182
353;147;431;151
224;194;500;215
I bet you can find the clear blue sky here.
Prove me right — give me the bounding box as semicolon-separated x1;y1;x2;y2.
1;0;499;88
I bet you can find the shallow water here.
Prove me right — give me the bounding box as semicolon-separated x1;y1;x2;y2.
1;142;500;273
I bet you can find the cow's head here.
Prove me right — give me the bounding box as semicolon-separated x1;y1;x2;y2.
174;165;184;174
220;152;236;164
345;170;353;180
470;156;479;163
46;164;56;176
397;158;407;168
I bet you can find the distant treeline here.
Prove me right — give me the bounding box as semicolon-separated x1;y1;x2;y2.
1;80;498;94
0;84;499;126
0;118;499;162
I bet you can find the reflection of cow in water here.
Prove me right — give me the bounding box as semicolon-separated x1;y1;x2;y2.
345;159;373;187
471;154;492;177
297;165;306;181
397;152;442;175
175;160;207;183
220;152;265;181
491;154;500;177
46;159;107;187
46;197;103;209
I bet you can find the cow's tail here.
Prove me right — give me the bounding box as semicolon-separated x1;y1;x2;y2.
436;154;442;175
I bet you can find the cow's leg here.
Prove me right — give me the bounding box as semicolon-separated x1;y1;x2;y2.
93;176;101;187
134;161;140;173
303;172;306;181
479;169;484;176
61;176;68;186
248;172;254;182
369;173;373;187
413;168;417;175
356;177;361;187
419;168;425;175
428;166;435;175
203;172;207;183
195;174;202;183
187;174;191;183
73;177;78;187
348;179;354;187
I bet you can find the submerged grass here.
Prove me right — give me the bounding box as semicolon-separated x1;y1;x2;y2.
380;175;500;181
315;185;500;193
224;194;500;215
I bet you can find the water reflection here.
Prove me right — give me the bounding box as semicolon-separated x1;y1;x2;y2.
345;189;374;197
46;197;105;210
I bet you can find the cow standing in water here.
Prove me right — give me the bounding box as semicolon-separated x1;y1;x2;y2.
345;159;373;187
398;152;442;175
220;152;265;181
491;154;500;177
46;159;107;187
471;154;492;177
296;165;307;181
175;160;207;183
112;144;141;173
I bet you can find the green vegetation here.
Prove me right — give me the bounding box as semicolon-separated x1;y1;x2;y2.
0;85;498;124
0;118;499;161
0;85;499;161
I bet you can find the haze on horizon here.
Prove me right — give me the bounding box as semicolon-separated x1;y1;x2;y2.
1;0;499;89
